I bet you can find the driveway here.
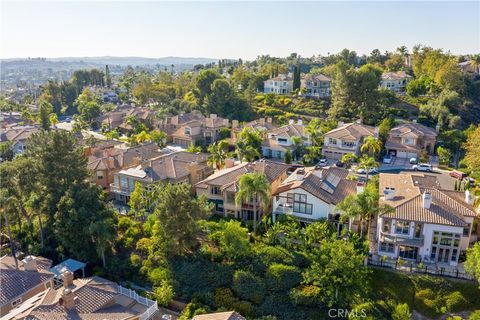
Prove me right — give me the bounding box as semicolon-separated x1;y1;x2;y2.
379;157;412;171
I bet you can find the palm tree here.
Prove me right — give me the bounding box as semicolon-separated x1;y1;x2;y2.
186;143;202;153
470;54;480;75
360;136;382;158
207;140;229;169
89;220;114;268
358;155;377;181
305;118;322;147
341;153;357;168
291;136;304;161
235;172;271;235
236;140;260;163
0;194;18;269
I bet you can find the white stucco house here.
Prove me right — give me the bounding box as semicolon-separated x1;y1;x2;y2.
380;71;413;93
375;173;478;266
264;74;293;94
261;120;310;160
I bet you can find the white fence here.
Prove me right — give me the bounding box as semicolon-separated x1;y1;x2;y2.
117;285;158;320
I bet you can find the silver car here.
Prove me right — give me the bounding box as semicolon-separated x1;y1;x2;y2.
412;163;433;172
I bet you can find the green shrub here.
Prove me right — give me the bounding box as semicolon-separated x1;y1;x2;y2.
469;310;480;320
233;270;266;304
265;263;301;291
445;291;470;312
289;285;321;306
392;303;412;320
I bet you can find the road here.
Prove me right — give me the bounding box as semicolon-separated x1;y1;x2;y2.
56;120;107;140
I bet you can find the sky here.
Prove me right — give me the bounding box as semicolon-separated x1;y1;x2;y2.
1;1;479;60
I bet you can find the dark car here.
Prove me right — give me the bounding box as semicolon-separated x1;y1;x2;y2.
335;161;344;167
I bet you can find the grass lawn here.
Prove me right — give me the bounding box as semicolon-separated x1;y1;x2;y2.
369;268;480;319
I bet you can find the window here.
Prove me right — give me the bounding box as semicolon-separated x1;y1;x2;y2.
430;231;461;262
329;138;337;145
383;219;391;233
379;242;395;253
286;192;313;215
399;246;418;260
342;141;355;148
278;138;288;144
395;220;410;235
464;224;471;237
415;223;423;238
184;127;191;135
211;186;221;195
226;192;235;204
45;281;52;289
11;297;22;307
120;176;128;188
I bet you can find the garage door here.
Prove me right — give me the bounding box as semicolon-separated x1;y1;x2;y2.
407;151;418;159
397;151;408;158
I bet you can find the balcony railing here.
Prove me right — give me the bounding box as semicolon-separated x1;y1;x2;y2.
380;231;424;247
110;184;132;196
273;203;293;215
117;285;158;320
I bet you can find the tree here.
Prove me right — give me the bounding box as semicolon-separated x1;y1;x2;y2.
195;69;221;102
471;54;480;75
303;239;370;308
236;127;262;162
76;88;101;126
49;113;59;128
207;140;229;169
465;242;480;286
360;136;382;158
341;153;357;168
235;172;271;234
89;218;115;268
215;220;251;260
464;126;480;174
358;155;377;181
437;146;452;166
150;129;167;148
105;65;112;88
305;118;323;147
293;65;301;92
392;303;412;320
0;142;14;161
38;101;53;130
186;143;202;153
101;103;116;130
284;149;292;164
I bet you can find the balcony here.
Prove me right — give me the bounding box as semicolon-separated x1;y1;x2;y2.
110;183;132;196
273;203;293;215
380;231;424;247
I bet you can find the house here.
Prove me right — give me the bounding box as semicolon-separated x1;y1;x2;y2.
10;270;158;320
459;60;479;75
0;255;55;317
385;122;438;159
192;311;246;320
0;125;39;156
86;142;164;191
301;74;331;97
322;121;377;160
98;105;155;132
195;159;289;221
230;117;277;144
264;74;293;94
170;114;230;147
262;120;310;160
374;173;478;266
157;111;205;140
272;166;358;232
101;91;118;103
111;151;213;205
380;71;413;93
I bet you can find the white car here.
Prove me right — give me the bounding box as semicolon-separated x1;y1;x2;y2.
383;155;393;164
412;163;433;172
409;157;418;164
357;167;378;175
318;159;329;167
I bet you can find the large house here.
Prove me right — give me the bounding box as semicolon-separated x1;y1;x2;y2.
0;125;39;157
99;105;155;132
86;142;164;191
322;122;377;160
375;173;478;266
264;74;293;94
261;120;310;160
230;117;277;144
157;111;205;140
301;74;331;97
195;159;289;221
6;269;158;320
385;122;438;159
0;255;55;317
111;151;213;205
170;114;230;147
272;166;358;232
380;71;413;93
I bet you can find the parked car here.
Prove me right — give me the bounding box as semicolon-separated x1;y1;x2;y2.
318;159;329;167
412;163;433;172
65;117;72;123
464;177;475;187
409;157;418;164
450;170;467;180
357;167;378;174
335;160;344;167
383;155;393;164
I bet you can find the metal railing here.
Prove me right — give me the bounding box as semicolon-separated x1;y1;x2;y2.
367;257;475;281
117;285;158;320
379;231;424;247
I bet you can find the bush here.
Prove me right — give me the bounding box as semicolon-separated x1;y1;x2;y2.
154;280;174;307
289;285;321;306
469;310;480;320
265;263;301;292
233;270;266;304
214;288;253;317
414;288;443;317
445;291;470;312
392;303;412;320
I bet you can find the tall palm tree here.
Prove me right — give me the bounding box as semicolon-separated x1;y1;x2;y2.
305;118;322;147
235;172;271;235
0;194;18;269
236;140;260;163
358;155;377;181
89;219;115;268
360;136;382;158
207;140;229;169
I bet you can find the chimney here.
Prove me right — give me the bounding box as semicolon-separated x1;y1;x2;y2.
60;288;77;310
374;127;379;138
224;158;235;169
356;119;363;124
465;189;475;205
210;114;217;120
61;270;74;288
297;119;303;125
232;120;239;129
189;162;199;186
356;182;365;194
266;117;272;124
296;169;305;181
383;187;396;200
422;191;432;209
258;118;265;125
23;255;37;271
289;119;295;125
337;121;345;128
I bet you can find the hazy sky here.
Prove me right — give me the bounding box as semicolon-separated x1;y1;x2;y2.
1;1;479;59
